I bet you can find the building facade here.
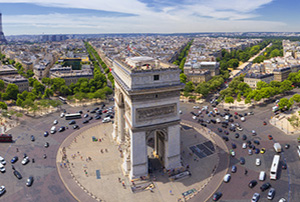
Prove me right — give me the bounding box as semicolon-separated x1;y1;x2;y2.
244;73;274;88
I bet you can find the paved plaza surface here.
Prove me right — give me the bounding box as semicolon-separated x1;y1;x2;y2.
57;119;225;202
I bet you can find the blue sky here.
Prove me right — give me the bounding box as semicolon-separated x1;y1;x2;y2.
0;0;299;35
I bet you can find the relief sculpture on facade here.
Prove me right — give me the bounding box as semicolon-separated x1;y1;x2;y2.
136;104;176;122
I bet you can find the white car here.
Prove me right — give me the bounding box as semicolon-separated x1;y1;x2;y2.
223;174;231;183
241;117;246;122
0;185;5;196
0;165;5;173
60;113;65;118
179;110;182;114
53;120;58;125
248;149;253;155
22;157;29;165
193;106;200;109
251;130;256;135
236;126;243;131
251;193;260;202
279;198;286;202
256;158;261;166
216;118;221;123
192;116;197;120
242;143;247;149
0;156;5;165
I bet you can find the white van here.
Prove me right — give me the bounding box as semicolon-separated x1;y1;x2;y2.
259;171;266;181
102;117;111;123
51;126;56;134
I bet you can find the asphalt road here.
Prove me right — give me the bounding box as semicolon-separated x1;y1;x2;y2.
0;102;113;202
180;97;300;202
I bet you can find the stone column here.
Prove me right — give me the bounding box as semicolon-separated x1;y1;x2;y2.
130;130;148;179
112;105;118;140
164;125;181;169
117;107;125;143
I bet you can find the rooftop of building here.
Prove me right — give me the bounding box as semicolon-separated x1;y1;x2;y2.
245;72;274;79
0;65;17;72
2;75;28;83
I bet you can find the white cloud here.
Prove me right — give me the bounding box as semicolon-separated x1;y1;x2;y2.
0;0;293;34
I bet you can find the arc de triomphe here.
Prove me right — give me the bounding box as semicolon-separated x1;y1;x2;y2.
111;56;183;179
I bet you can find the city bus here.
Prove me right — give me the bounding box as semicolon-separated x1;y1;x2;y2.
0;134;13;142
297;146;300;158
65;113;82;120
59;96;67;104
270;155;280;180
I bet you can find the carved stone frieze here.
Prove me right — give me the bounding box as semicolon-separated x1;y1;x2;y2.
131;91;179;102
125;102;132;119
136;104;176;123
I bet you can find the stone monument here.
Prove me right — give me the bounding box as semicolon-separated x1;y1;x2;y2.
111;56;183;179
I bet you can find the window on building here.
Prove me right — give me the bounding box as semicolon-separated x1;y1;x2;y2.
154;75;159;81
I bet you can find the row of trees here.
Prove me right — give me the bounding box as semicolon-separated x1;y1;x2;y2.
252;40;283;63
221;75;293;104
84;42;114;88
217;40;271;71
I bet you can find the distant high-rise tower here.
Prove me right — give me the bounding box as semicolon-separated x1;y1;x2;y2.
0;13;7;44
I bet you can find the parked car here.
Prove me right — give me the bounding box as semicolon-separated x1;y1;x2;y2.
218;128;222;132
21;157;29;165
251;193;260;202
268;135;273;140
242;143;247;149
263;121;267;125
260;148;266;154
212;192;222;201
13;170;22;179
26;176;34;187
255;148;260;154
231;165;237;173
60;113;65;118
83;120;89;124
235;133;240;138
242;134;247;140
0;185;5;196
240;157;245;165
282;162;287;169
251;130;256;135
69;120;76;125
248;149;253;155
11;156;18;164
73;125;79;129
229;149;235;157
267;188;275;200
44;142;49;148
285;144;290;149
249;180;258;188
254;140;260;145
58;126;65;132
53;120;58;125
260;182;271;191
30;135;35;141
223;174;231;183
231;143;237;149
255;158;261;166
222;136;229;141
44;131;49;137
84;114;89;118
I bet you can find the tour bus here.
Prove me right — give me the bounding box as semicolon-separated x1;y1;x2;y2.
59;96;67;104
65;113;82;120
0;134;13;143
270;155;280;180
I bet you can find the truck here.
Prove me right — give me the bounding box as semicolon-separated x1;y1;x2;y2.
273;143;282;153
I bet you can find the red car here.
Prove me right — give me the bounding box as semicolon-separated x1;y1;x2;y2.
263;121;267;125
268;135;273;140
234;112;238;115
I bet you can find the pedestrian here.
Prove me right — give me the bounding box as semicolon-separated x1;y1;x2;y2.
118;177;121;183
245;169;248;175
122;181;125;188
169;190;173;195
16;148;19;152
150;187;153;192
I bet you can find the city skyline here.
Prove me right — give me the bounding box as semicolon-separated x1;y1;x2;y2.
0;0;299;35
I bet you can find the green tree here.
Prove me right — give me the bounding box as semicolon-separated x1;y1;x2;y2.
225;96;234;103
0;80;5;91
278;98;293;110
42;88;53;99
184;81;194;92
256;81;269;90
270;49;281;58
227;59;239;69
292;94;300;103
5;84;19;100
180;73;187;83
0;102;7;110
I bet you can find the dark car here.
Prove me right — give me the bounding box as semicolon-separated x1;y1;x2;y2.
222;136;229;141
235;133;240;138
255;148;260;154
282;162;287;169
211;119;216;124
218;128;223;132
260;182;271;191
30;135;35;142
96;110;102;114
231;143;237;149
242;134;247;140
285;144;290;149
11;156;18;164
231;165;237;173
238;114;243;117
84;114;89;118
90;110;96;114
200;123;207;127
95;115;101;120
83;120;89;124
240;157;245;165
44;142;49;148
73;125;79;129
244;113;248;116
44;131;49;137
212;192;222;201
58;126;65;132
88;116;93;121
13;170;22;179
248;180;257;188
228;119;234;123
234;115;238;119
253;140;260;145
69;120;76;125
221;124;227;128
247;140;252;145
78;110;83;114
190;112;197;116
224;130;229;135
26;176;34;187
